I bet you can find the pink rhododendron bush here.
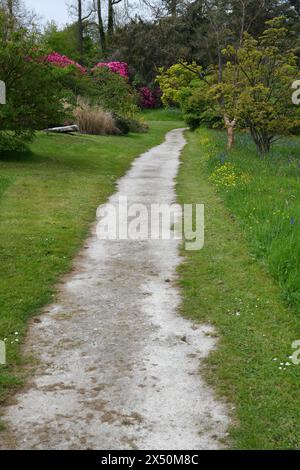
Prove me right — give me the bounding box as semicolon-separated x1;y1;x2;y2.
92;61;129;79
45;52;86;74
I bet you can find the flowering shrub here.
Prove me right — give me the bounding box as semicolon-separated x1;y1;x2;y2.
92;61;129;79
139;86;161;109
209;163;250;190
92;66;138;118
45;52;86;74
0;40;71;152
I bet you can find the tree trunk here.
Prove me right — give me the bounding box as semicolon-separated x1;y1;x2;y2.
97;0;106;54
249;126;271;154
7;0;13;16
108;0;114;38
170;0;177;17
77;0;84;62
6;0;15;33
45;125;79;134
224;116;236;150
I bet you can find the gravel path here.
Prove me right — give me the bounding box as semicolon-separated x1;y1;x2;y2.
0;129;229;450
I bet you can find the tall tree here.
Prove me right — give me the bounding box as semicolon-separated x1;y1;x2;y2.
78;0;84;58
96;0;106;53
108;0;123;38
0;0;32;37
165;0;180;17
76;0;93;61
7;0;13;16
211;17;300;153
200;0;273;148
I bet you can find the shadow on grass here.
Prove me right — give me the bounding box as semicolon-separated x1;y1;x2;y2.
0;148;34;162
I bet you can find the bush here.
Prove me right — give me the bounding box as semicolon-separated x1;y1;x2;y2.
113;115;131;135
0;131;34;153
92;62;129;79
41;51;99;107
156;62;203;107
44;52;86;74
139;86;161;109
92;66;138;119
0;28;71;153
112;115;148;135
74;100;117;135
180;80;223;130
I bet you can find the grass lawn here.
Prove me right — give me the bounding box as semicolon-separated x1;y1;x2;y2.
140;108;183;122
177;129;300;449
0;114;183;403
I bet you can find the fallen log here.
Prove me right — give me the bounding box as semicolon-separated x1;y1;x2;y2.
44;125;79;134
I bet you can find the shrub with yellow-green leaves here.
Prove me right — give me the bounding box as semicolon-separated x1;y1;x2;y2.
209;17;300;153
156;62;203;107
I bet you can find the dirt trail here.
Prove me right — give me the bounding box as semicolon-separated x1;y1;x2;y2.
0;129;230;450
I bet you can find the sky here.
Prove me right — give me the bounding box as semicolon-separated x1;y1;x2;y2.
24;0;70;26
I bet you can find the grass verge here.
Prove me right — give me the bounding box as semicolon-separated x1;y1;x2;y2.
0;113;183;403
177;129;300;449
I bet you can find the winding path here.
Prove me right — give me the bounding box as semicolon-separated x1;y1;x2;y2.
1;129;229;450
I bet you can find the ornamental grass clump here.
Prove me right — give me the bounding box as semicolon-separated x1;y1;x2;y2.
74;100;118;136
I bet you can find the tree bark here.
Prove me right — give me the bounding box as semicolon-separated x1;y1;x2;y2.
6;0;15;33
45;125;79;134
108;0;114;38
249;126;271;154
107;0;122;39
224;116;236;150
97;0;106;54
77;0;84;61
7;0;13;16
170;0;177;18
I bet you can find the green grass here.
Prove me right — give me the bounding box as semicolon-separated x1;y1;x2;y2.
140;108;183;121
0;176;12;201
203;130;300;312
177;129;300;449
0;112;183;402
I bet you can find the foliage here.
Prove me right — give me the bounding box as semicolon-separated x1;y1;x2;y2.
156;63;221;130
113;115;131;135
139;86;161;109
111;2;300;86
210;17;300;153
92;66;138;118
180;79;222;130
156;62;203;107
112;18;194;84
43;21;99;66
0;29;71;152
41;51;99;106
